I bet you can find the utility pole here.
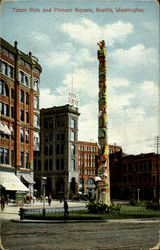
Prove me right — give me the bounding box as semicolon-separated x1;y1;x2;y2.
155;136;160;206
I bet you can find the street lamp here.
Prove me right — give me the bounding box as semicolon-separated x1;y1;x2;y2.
42;177;47;216
137;188;140;203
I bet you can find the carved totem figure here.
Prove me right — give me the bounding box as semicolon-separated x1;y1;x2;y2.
95;40;110;204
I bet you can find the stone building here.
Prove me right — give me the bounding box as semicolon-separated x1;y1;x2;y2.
0;38;42;200
78;141;122;196
34;104;80;198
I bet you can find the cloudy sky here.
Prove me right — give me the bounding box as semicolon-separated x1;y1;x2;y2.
1;0;159;154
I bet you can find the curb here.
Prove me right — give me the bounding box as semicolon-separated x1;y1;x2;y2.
11;218;160;224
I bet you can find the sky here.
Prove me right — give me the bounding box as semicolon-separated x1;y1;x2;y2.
1;0;159;154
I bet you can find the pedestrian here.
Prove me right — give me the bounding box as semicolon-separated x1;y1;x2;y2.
1;195;5;211
48;196;52;206
64;199;69;218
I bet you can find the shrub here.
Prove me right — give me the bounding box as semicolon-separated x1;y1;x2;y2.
86;201;121;214
130;199;138;206
145;201;160;210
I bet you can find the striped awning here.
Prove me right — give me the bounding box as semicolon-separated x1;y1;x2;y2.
0;171;29;192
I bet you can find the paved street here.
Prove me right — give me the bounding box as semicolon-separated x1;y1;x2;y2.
1;202;160;250
1;219;160;250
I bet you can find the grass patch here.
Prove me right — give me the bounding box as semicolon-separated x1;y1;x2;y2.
23;205;160;220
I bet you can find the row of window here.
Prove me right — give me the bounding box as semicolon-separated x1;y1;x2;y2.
0;61;14;79
122;174;156;184
0;102;39;126
79;154;96;160
1;80;39;109
79;161;96;167
0;147;29;168
0;60;39;90
43;118;76;130
79;169;95;176
122;161;153;172
79;146;97;152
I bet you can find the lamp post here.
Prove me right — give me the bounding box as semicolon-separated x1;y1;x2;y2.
42;177;47;216
137;188;140;203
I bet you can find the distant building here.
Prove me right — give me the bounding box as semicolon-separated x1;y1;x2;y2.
0;38;42;200
78;141;122;195
34;104;80;198
110;152;160;201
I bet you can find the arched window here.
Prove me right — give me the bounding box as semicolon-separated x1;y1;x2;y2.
0;80;9;97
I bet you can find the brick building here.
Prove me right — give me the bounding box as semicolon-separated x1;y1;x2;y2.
33;104;80;199
110;151;160;201
78;141;122;195
0;38;42;200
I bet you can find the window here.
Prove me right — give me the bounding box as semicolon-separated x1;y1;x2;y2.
71;144;75;155
61;159;64;170
71;119;75;128
11;150;14;166
71;159;75;171
0;147;9;164
49;145;53;156
19;71;24;83
25;112;29;123
49;159;52;170
56;159;60;170
20;128;24;142
61;144;64;155
34;114;39;126
44;159;48;170
56;144;60;155
8;65;13;78
11;106;14;119
34;96;38;109
71;131;75;141
20;89;24;103
61;131;65;141
20;151;24;167
1;62;7;75
38;160;41;171
25;130;29;143
20;109;24;121
11;88;14;99
0;80;9;96
34;159;37;171
1;102;9;117
33;79;39;91
25;153;29;168
25;75;29;87
26;93;29;105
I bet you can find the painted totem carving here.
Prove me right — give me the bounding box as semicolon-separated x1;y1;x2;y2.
95;40;110;204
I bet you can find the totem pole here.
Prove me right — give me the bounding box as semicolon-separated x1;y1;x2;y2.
95;40;110;204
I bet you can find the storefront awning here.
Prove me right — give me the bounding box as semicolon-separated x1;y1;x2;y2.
0;171;29;192
22;174;35;184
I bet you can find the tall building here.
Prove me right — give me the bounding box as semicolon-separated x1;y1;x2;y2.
0;38;42;200
34;104;80;198
78;141;122;195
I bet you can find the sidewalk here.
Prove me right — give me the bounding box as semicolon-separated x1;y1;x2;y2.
0;200;87;220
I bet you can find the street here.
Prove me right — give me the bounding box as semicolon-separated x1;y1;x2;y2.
1;218;160;249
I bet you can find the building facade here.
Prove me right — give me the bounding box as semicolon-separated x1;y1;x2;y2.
78;141;122;196
0;38;42;199
110;152;160;201
34;104;80;199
